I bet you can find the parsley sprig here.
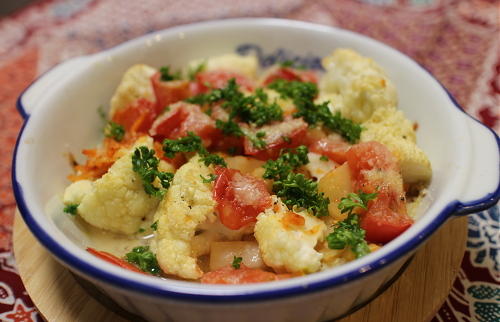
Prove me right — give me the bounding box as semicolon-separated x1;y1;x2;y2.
104;121;125;142
98;106;125;142
162;132;227;167
326;191;378;258
125;246;161;275
263;145;309;181
132;146;174;198
160;66;181;81
263;146;329;217
200;174;217;183
63;203;79;215
338;191;378;214
268;79;362;143
232;256;243;269
274;172;329;217
188;61;206;81
187;80;283;127
187;79;283;150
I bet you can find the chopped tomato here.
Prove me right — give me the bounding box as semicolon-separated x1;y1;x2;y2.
150;72;191;114
192;70;255;94
263;67;318;85
346;141;413;244
309;137;350;164
201;264;291;284
111;98;157;133
360;187;413;244
149;102;217;146
243;117;308;160
87;247;144;274
346;141;400;187
213;167;272;230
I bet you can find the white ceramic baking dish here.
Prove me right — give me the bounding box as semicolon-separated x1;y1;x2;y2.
12;18;500;322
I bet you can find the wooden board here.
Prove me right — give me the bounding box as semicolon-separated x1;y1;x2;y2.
13;212;467;322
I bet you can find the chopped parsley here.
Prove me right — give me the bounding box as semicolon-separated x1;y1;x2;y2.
280;60;295;68
338;191;378;214
163;132;204;158
104;121;125;142
63;203;79;215
268;79;362;143
274;172;329;217
320;155;329;162
200;173;217;183
215;119;244;137
263;145;309;181
132;146;174;198
186;79;283;127
125;246;161;275
232;256;243;269
247;131;267;150
150;221;158;231
326;214;370;258
326;191;378;258
97;106;126;142
159;66;181;81
162;132;227;167
137;228;145;233
263;146;329;217
188;61;206;80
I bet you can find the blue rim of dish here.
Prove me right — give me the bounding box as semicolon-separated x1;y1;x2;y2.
11;19;500;303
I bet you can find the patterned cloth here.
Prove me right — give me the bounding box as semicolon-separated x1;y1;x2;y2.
0;0;498;321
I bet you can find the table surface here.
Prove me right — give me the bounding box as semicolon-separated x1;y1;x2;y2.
1;1;499;322
13;212;468;322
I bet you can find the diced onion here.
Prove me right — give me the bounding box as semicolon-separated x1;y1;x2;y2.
209;241;264;271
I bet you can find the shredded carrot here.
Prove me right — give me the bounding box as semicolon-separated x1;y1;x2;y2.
68;132;141;182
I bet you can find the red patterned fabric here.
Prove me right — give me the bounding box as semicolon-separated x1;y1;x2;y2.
0;0;498;321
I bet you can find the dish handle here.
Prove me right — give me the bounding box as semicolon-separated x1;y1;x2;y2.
453;115;500;216
16;56;91;119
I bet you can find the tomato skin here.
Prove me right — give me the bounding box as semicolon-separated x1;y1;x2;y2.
193;70;255;94
360;188;413;244
213;167;272;230
150;72;191;114
243;118;308;160
309;137;350;164
263;67;318;85
201;264;291;284
87;247;144;274
111;98;157;133
149;102;217;145
346;141;413;244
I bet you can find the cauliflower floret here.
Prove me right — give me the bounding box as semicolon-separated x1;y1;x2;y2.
63;180;92;204
254;196;326;274
320;49;397;122
361;108;432;183
109;64;157;117
154;155;216;280
188;53;258;79
67;136;160;234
